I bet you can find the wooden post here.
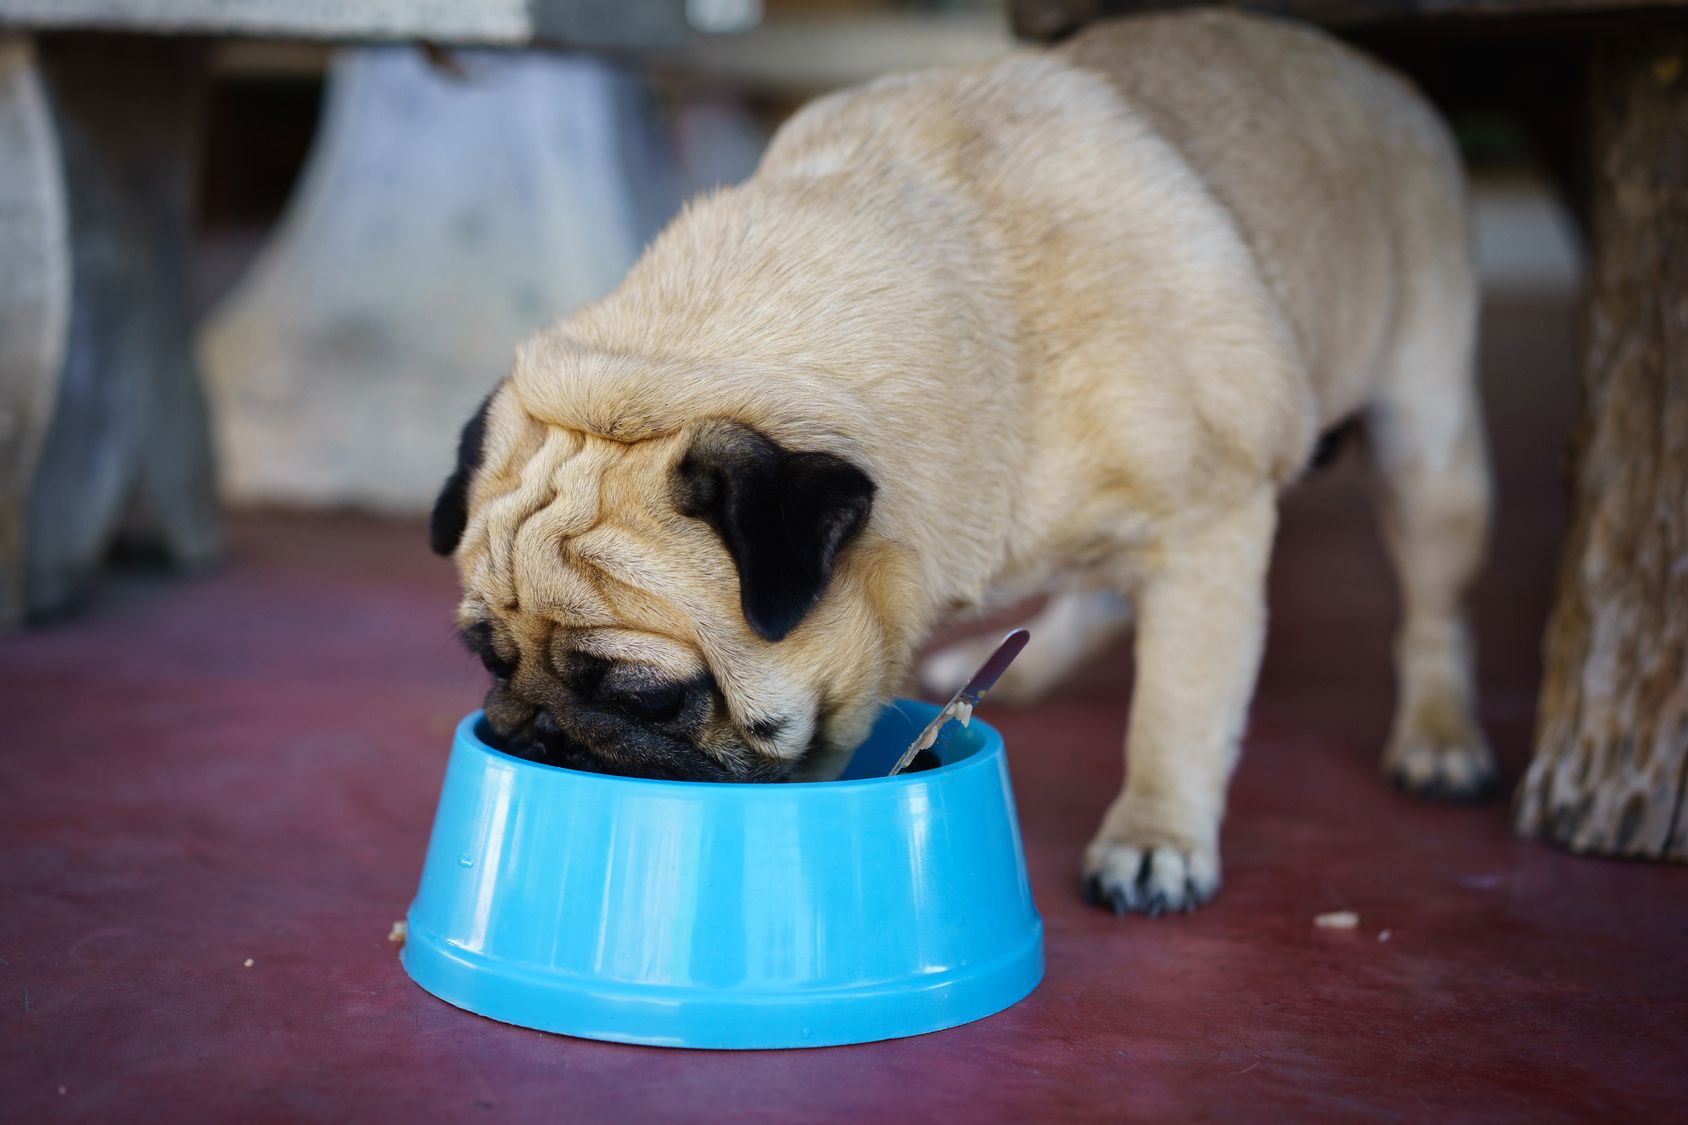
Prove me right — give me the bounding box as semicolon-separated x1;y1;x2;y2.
1515;32;1688;861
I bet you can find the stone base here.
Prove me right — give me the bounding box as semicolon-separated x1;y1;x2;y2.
0;33;219;626
198;47;692;513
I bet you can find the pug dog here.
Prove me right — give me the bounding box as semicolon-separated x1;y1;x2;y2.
431;10;1493;915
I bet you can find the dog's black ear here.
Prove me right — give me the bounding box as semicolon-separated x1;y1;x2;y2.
676;424;875;643
430;392;495;556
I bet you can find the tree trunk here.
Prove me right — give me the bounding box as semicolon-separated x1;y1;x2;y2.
1515;32;1688;861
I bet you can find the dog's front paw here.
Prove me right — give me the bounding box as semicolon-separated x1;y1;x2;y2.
1384;694;1497;801
1081;802;1220;917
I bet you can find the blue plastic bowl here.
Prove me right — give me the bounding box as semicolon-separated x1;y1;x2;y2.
400;700;1043;1049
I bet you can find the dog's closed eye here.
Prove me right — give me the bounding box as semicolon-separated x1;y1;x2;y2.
461;621;518;681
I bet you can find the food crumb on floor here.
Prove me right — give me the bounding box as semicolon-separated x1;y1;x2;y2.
1314;910;1360;930
389;920;408;947
243;958;254;968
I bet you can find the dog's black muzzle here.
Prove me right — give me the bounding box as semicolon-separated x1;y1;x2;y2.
481;664;789;783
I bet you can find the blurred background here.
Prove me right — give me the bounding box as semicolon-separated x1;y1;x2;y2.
190;0;1037;513
197;1;1579;513
0;0;1585;619
186;0;1577;516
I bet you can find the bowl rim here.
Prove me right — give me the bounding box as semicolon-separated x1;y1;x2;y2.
453;699;1004;795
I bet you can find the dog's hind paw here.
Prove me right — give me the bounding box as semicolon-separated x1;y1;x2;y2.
1385;738;1498;802
1081;832;1220;918
1383;695;1497;802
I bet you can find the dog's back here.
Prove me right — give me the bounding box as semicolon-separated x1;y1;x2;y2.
759;10;1471;442
1059;12;1473;423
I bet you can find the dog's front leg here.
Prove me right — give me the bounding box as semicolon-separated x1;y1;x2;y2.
1083;490;1277;917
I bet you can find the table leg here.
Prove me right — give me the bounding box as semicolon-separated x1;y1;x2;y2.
0;34;219;626
1516;32;1688;861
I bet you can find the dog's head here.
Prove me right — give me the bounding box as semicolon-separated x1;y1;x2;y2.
431;383;906;782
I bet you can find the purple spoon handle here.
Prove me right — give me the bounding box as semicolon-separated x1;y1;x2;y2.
888;629;1030;777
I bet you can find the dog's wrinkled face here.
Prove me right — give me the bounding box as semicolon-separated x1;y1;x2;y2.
430;385;890;782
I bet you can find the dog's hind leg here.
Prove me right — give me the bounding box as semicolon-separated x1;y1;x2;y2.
1367;263;1496;800
919;588;1132;705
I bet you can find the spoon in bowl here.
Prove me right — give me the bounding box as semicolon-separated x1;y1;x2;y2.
888;629;1030;776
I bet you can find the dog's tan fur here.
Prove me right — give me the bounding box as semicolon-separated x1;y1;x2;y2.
449;11;1493;912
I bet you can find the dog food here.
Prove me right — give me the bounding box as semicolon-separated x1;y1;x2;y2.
1314;911;1360;930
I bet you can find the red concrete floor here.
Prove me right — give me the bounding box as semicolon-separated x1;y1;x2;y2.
3;293;1686;1122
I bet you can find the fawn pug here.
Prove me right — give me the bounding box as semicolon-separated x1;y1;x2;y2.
431;11;1492;914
